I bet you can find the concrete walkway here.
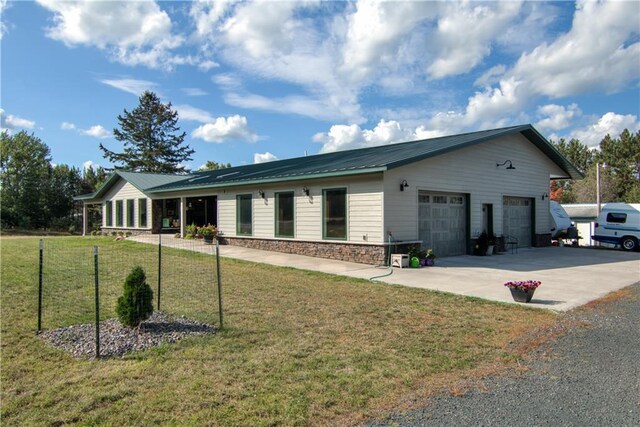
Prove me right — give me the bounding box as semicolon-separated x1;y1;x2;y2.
131;235;640;312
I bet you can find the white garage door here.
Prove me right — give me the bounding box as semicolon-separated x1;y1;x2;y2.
418;192;467;257
503;197;532;247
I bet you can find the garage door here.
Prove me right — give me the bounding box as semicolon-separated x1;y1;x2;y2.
503;197;532;247
418;192;467;256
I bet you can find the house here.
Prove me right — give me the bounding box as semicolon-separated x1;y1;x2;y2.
76;124;582;264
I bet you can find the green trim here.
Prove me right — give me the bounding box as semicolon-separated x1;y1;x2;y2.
126;199;135;227
115;200;123;227
138;198;148;228
105;201;113;227
274;191;295;238
149;169;386;194
236;194;253;236
322;188;348;241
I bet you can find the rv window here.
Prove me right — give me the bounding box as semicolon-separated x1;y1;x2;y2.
606;212;627;223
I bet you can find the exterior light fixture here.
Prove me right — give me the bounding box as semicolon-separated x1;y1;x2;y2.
541;193;549;200
496;160;516;170
400;179;409;191
258;190;266;199
302;186;310;196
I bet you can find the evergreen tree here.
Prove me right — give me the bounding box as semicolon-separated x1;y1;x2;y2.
116;266;154;328
200;160;231;171
100;91;194;174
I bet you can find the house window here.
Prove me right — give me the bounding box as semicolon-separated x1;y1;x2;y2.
606;212;627;223
105;201;113;226
236;194;252;235
126;199;135;227
138;199;147;228
433;195;448;204
115;200;123;227
323;188;347;240
275;192;294;237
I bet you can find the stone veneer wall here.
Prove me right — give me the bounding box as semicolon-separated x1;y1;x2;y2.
100;228;152;236
220;237;420;266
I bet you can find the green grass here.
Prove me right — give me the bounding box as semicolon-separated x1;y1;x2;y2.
1;236;557;426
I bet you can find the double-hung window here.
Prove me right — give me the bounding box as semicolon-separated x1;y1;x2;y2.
138;199;148;228
105;201;113;226
323;188;347;240
126;199;135;227
236;194;252;235
115;200;123;227
275;192;294;237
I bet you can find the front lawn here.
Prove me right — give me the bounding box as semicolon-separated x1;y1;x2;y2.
1;236;557;425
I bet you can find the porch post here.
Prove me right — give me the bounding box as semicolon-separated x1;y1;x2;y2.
180;196;186;237
82;202;88;236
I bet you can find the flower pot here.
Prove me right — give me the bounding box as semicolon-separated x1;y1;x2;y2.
509;287;535;303
486;245;495;255
425;258;435;266
420;258;428;267
203;235;214;244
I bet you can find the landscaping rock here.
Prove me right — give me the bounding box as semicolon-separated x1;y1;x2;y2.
38;311;215;359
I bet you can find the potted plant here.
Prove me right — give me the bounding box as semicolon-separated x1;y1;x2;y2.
424;249;436;266
504;280;541;303
199;224;218;244
185;223;197;240
474;231;489;255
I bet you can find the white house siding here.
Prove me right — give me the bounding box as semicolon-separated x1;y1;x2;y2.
102;180;151;229
383;134;565;244
212;174;384;244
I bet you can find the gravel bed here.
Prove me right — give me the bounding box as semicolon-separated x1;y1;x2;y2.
38;311;216;359
369;282;640;427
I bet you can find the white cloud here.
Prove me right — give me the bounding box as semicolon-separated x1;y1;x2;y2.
80;125;110;139
0;108;36;132
37;0;187;70
82;160;102;171
99;78;157;96
569;112;640;148
0;0;10;40
62;121;111;139
182;88;208;97
192;115;258;143
314;119;436;153
535;104;581;132
197;59;219;72
174;105;215;123
254;152;277;164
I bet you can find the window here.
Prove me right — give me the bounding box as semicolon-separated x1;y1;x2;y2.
138;199;147;228
105;201;113;226
450;196;463;204
323;188;347;240
433;195;447;204
115;200;123;227
606;212;627;223
126;199;135;227
236;194;252;235
275;192;294;237
418;194;430;203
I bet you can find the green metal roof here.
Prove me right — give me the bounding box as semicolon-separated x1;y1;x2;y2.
148;124;582;194
74;170;192;202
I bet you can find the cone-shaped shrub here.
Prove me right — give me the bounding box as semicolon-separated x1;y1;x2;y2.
116;266;154;328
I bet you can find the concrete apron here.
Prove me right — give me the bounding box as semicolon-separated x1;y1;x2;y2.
131;236;640;312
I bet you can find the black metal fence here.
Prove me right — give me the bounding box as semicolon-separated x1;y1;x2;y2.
37;234;223;357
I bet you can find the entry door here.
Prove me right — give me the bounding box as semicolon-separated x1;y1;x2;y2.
503;197;532;247
418;192;467;256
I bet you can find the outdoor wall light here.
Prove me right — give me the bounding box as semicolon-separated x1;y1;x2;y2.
400;179;409;191
542;193;549;200
496;160;516;170
258;190;266;199
302;186;310;196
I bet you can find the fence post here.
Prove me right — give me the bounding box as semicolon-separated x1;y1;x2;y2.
157;232;162;311
93;245;100;359
38;239;43;332
215;238;223;329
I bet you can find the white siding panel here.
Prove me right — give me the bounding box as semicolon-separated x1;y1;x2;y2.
217;192;236;236
103;180;149;229
383;134;553;241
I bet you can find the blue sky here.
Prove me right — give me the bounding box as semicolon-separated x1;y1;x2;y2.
1;0;639;172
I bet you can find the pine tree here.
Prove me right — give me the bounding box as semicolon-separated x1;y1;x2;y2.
116;266;154;328
100;91;194;174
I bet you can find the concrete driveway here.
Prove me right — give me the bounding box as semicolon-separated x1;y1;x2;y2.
132;236;640;311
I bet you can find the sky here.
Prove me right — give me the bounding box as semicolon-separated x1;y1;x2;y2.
1;0;639;172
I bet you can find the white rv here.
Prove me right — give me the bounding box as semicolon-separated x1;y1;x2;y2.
550;201;577;239
592;203;640;251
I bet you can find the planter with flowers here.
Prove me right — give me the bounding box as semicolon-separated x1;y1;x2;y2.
423;249;436;266
504;280;541;303
198;224;219;244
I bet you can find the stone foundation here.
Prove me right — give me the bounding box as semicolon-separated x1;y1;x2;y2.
100;227;153;236
221;237;420;265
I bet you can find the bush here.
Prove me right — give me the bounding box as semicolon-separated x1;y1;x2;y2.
116;266;154;328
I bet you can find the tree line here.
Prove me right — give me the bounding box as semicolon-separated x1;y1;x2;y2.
550;129;640;203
